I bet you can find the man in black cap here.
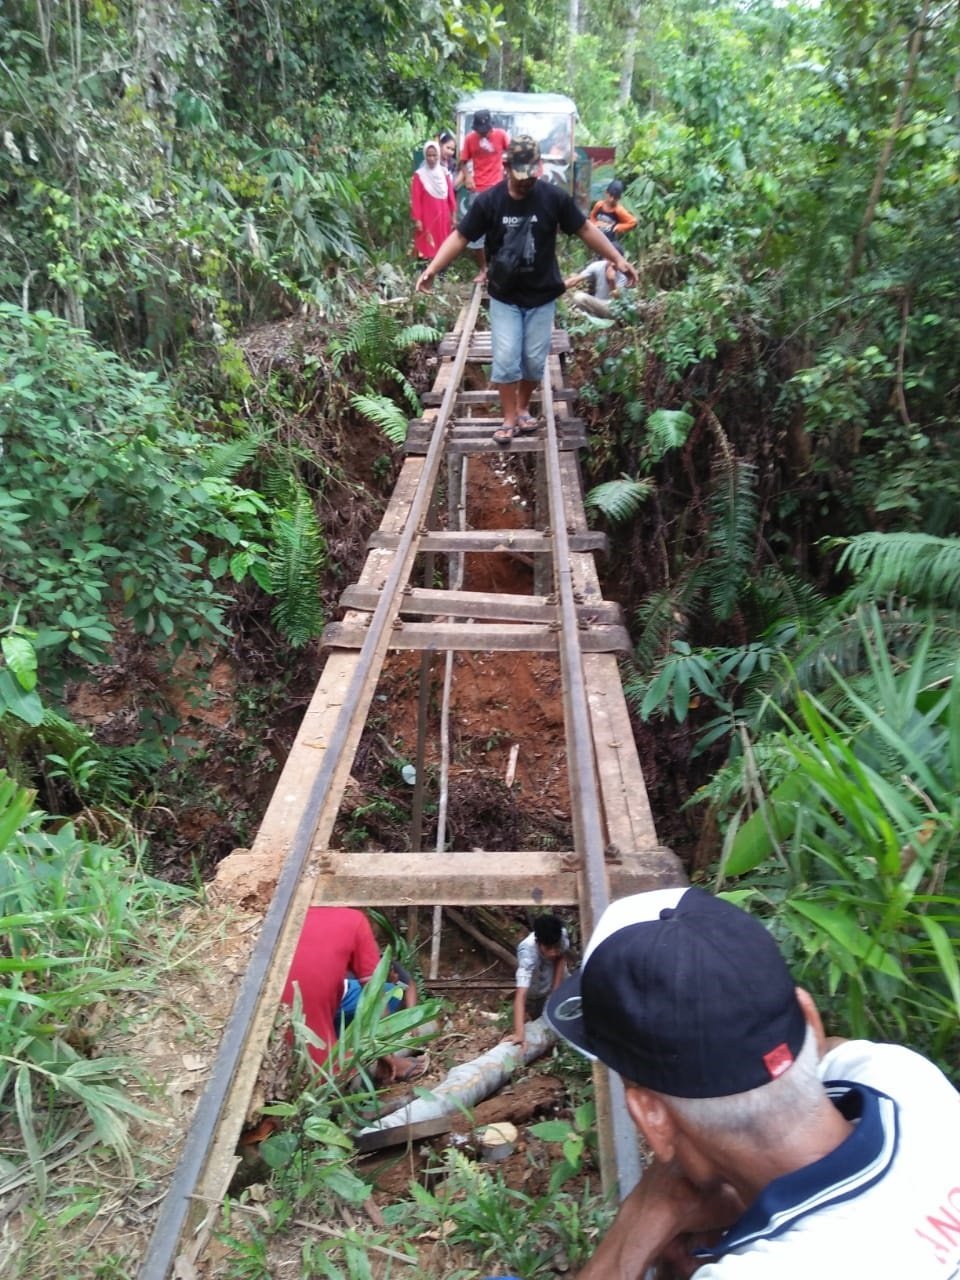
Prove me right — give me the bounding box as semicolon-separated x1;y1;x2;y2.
546;887;960;1278
416;136;638;445
458;109;511;278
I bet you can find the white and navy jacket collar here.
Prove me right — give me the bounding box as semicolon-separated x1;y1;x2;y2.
698;1081;899;1259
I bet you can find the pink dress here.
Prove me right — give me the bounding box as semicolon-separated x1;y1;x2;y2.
411;168;455;260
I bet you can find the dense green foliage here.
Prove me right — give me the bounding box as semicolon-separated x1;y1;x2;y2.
1;0;959;1258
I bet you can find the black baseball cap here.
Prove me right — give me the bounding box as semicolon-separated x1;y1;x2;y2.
607;179;624;198
472;109;493;133
545;888;806;1098
507;135;540;179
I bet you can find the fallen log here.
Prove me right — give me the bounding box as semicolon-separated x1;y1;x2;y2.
444;906;516;972
355;1016;554;1151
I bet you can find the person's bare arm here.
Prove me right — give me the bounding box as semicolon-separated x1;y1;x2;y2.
459;154;476;192
504;986;528;1047
416;231;469;291
578;1161;742;1280
564;270;588;289
576;221;638;287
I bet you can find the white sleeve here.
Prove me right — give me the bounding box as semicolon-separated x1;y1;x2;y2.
820;1039;955;1097
515;934;537;988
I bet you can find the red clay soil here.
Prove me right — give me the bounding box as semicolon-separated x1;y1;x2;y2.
372;450;571;825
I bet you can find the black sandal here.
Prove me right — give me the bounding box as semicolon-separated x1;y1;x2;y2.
516;413;542;435
493;425;518;446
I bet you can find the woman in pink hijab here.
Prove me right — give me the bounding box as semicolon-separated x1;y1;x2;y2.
411;139;455;263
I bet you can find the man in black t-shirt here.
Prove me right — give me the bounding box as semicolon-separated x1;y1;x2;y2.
416;137;637;444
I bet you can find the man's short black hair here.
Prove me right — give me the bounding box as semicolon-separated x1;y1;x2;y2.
533;914;564;946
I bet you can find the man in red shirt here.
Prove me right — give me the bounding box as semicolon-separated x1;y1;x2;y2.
459;108;510;279
281;906;420;1080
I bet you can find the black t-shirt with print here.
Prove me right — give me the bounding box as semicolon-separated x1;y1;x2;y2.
458;179;586;308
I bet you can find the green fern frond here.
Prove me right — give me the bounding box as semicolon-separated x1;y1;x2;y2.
268;490;326;646
747;566;829;634
395;373;422;416
645;408;694;462
373;359;403;383
203;436;261;481
394;324;440;349
838;532;960;610
584;476;654;523
258;463;297;506
350;392;408;445
704;457;759;620
330;303;399;374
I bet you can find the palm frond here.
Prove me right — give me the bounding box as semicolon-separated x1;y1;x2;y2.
350;392;408;445
584;476;654;523
631;571;704;674
838;532;960;611
746;565;830;634
743;606;960;731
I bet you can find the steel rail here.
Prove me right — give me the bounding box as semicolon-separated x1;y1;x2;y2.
138;285;485;1280
540;374;642;1200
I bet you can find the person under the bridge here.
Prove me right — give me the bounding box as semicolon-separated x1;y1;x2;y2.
504;913;571;1052
564;257;629;319
545;887;960;1279
415;136;638;445
281;905;423;1082
589;179;638;244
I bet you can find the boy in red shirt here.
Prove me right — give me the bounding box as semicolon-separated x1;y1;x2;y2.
459;108;510;278
281;906;421;1080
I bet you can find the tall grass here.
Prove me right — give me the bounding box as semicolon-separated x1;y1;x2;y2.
0;771;191;1194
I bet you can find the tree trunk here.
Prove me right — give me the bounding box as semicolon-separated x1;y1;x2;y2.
618;8;641;107
566;0;580;82
356;1016;555;1145
843;1;930;291
133;0;179;110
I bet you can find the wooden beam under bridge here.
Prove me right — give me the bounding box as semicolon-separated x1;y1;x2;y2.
311;848;681;906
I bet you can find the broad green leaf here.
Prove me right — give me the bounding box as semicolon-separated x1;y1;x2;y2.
788;899;906;981
917;915;960;1018
0;670;43;726
722;771;806;877
529;1119;574;1143
1;636;38;691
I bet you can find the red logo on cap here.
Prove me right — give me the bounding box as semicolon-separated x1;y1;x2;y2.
764;1043;794;1079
